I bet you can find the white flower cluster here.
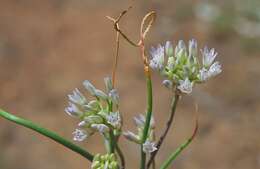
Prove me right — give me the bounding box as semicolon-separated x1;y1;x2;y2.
123;114;157;153
65;77;121;141
149;39;222;94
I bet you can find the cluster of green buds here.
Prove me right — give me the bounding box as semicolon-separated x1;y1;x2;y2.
65;77;121;141
149;39;222;94
91;153;119;169
123;114;157;153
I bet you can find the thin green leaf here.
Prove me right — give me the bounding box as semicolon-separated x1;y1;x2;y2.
0;109;94;161
160;118;198;169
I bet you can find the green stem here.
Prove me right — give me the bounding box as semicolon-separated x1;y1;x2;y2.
115;143;125;169
107;101;116;154
108;130;115;153
140;75;153;169
159;119;198;169
159;138;192;169
0;109;94;161
147;94;180;169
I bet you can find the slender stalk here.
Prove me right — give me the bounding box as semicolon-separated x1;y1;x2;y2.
140;75;153;169
107;101;116;154
152;159;156;169
0;109;94;161
108;130;115;153
159;137;193;169
147;94;180;169
115;143;125;169
159;118;198;169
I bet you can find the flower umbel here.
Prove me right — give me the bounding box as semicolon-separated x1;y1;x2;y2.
149;39;222;94
65;77;122;141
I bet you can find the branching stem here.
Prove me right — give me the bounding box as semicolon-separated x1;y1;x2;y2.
147;94;180;169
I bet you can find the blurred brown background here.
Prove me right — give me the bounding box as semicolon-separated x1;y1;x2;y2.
0;0;260;169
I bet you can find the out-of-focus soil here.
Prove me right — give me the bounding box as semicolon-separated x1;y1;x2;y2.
0;1;259;169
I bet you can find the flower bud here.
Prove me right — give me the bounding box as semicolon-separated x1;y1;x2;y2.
108;89;119;105
95;89;108;100
104;77;113;92
189;39;198;58
83;80;96;96
123;131;140;143
165;41;173;57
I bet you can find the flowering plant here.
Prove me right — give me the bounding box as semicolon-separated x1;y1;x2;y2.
0;7;221;169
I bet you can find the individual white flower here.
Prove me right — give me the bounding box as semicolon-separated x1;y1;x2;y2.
123;131;140;143
106;112;121;128
198;68;209;82
165;41;173;57
149;44;165;71
72;129;88;141
83;80;96;96
175;40;187;58
189;39;198;57
177;78;193;94
94;89;108;100
78;120;89;127
104;76;113;92
133;114;145;128
208;61;222;77
143;140;157;153
201;46;218;67
108;89;119;105
162;79;173;89
68;88;87;105
91;124;109;133
65;102;83;117
133;114;155;129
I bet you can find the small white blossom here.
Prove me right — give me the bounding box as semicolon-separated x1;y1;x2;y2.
123;131;140;143
143;140;157;153
65;102;83;117
78;120;89;127
73;129;88;141
149;44;165;71
68;88;87;105
165;41;173;56
162;79;173;89
198;68;209;82
106;112;121;128
104;77;113;92
201;46;218;67
91;124;109;133
175;40;187;58
133;114;145;127
108;89;119;105
189;39;198;57
177;78;193;94
133;114;155;129
95;89;108;100
208;61;222;77
83;80;96;96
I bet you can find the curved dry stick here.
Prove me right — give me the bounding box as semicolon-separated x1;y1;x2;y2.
108;9;157;169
